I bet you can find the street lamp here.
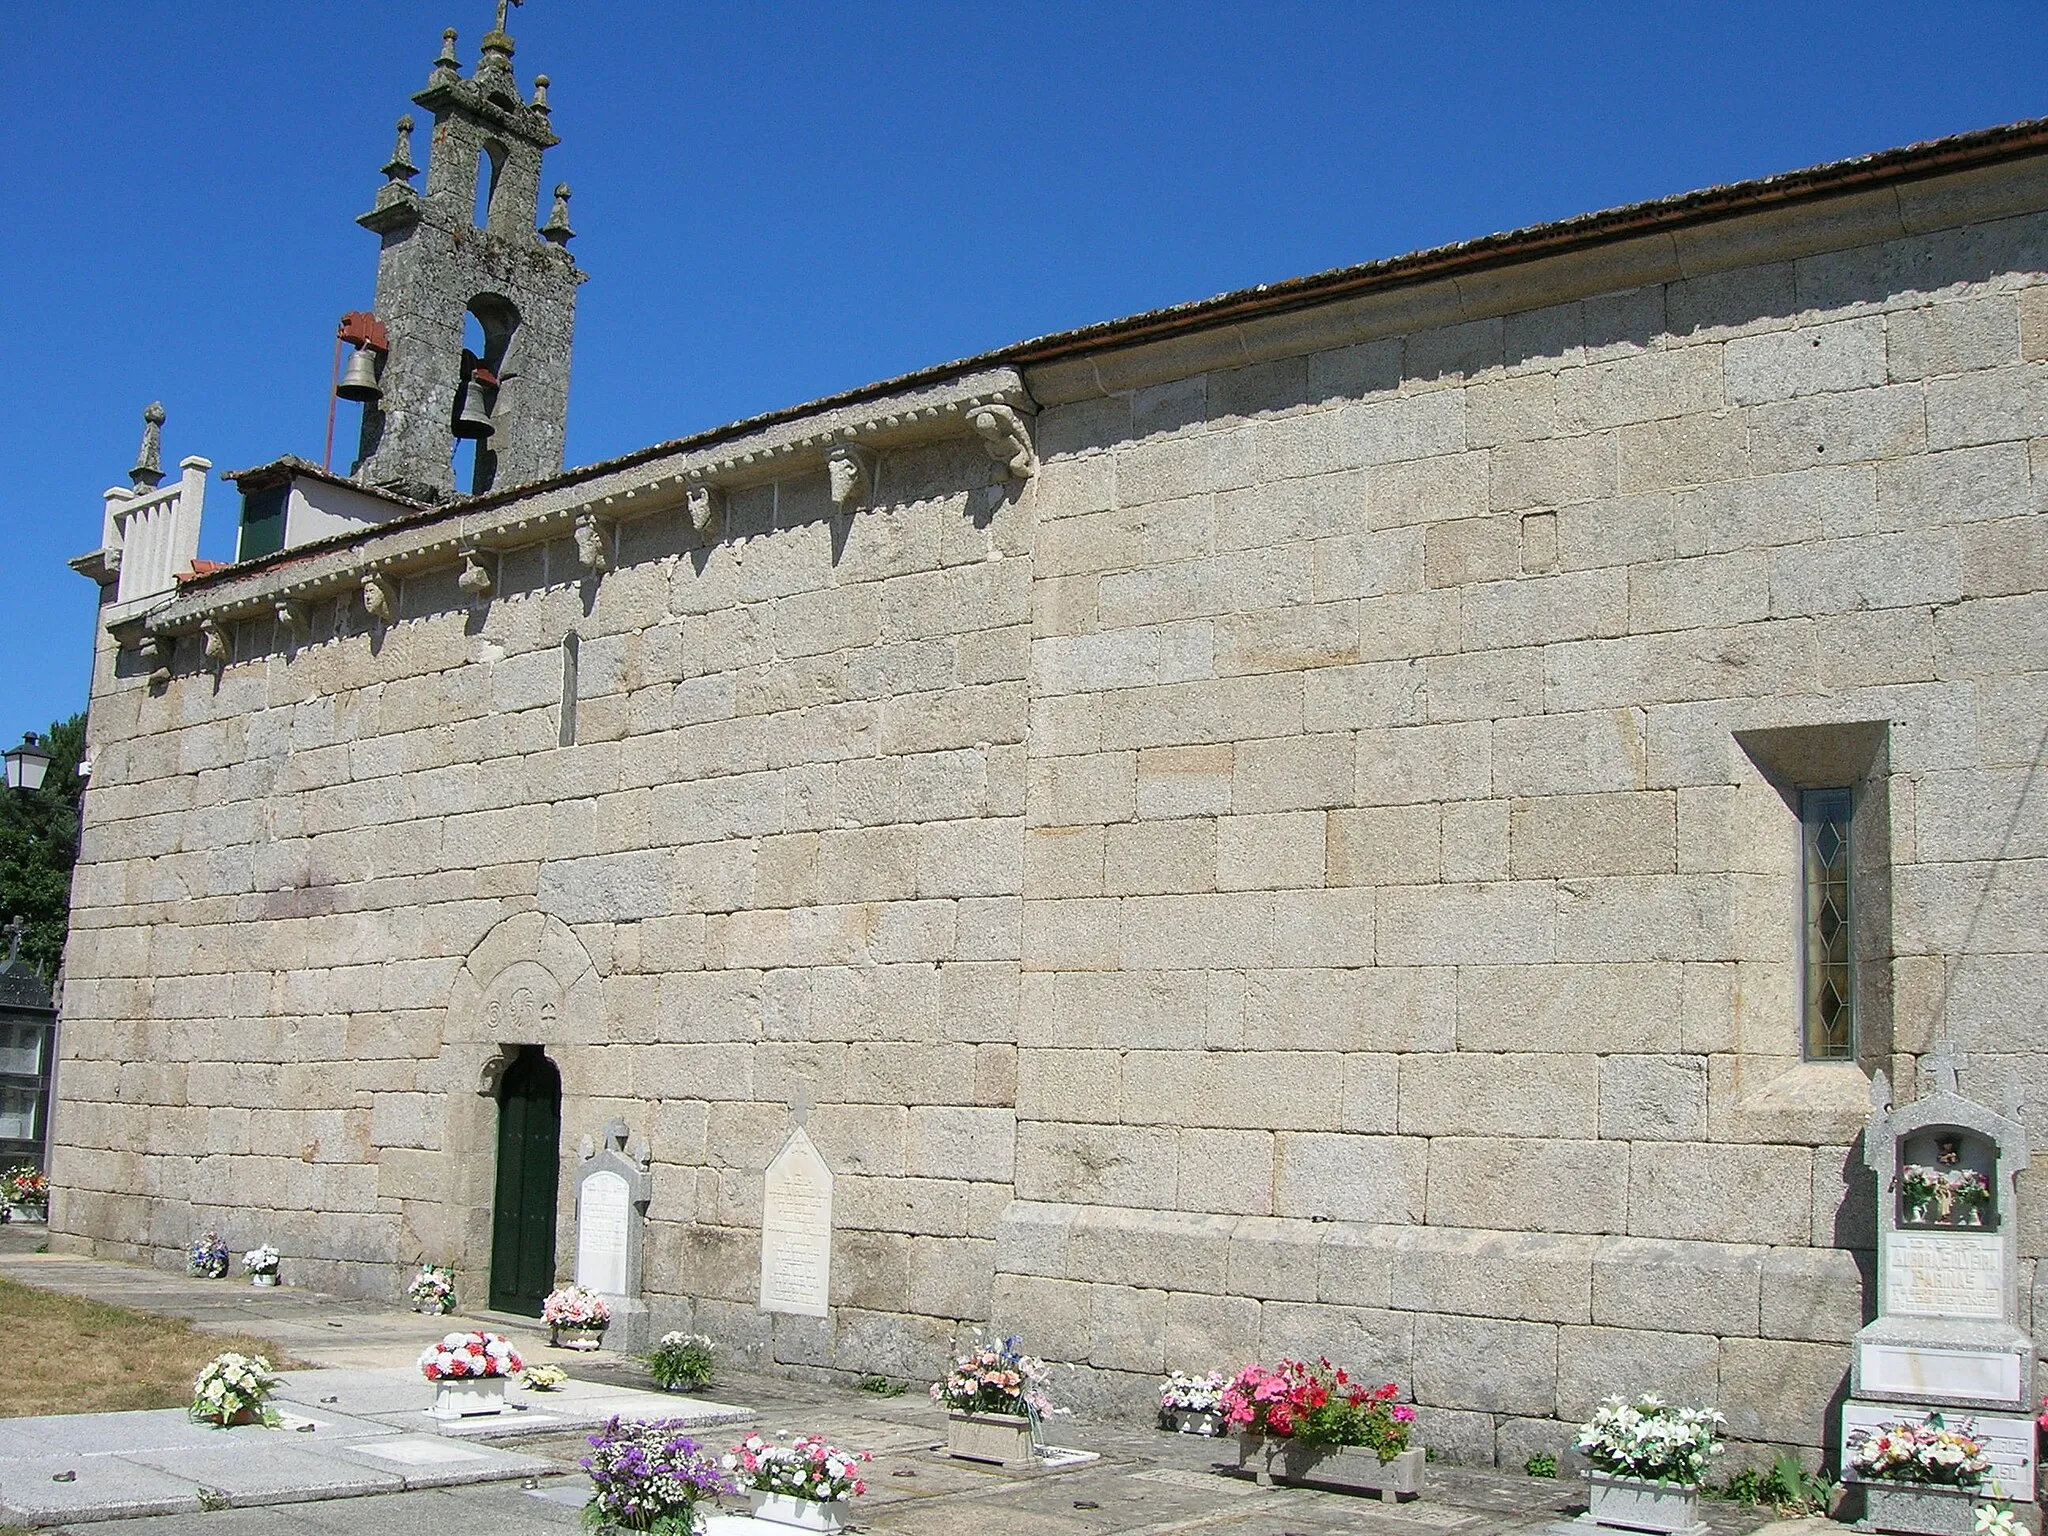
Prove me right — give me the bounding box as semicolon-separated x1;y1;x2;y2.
4;734;51;791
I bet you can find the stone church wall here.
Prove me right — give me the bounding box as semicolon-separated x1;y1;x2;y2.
51;158;2048;1465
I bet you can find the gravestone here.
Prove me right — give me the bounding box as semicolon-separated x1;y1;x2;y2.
574;1119;651;1351
759;1095;833;1318
1843;1046;2035;1502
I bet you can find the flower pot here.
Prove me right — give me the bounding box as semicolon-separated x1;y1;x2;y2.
426;1375;508;1418
550;1323;605;1351
250;1273;279;1287
947;1409;1035;1466
6;1202;47;1224
1583;1471;1704;1533
1159;1407;1223;1437
415;1300;451;1315
748;1491;851;1532
1235;1436;1426;1501
1859;1481;1987;1536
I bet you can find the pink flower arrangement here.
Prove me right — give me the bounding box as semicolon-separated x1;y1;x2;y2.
1219;1357;1415;1454
418;1330;524;1381
723;1432;872;1503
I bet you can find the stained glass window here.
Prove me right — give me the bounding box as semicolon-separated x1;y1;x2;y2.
1802;787;1854;1061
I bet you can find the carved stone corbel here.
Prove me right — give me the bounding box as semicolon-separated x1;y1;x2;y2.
968;401;1037;479
684;483;724;540
142;635;172;687
573;513;611;573
458;549;494;599
200;620;229;666
362;573;397;622
274;599;306;635
826;444;876;509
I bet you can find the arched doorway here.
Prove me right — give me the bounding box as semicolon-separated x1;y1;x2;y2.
489;1045;560;1315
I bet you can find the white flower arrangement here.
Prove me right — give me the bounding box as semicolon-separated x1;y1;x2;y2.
418;1330;525;1381
520;1365;568;1392
407;1264;457;1312
542;1283;611;1330
191;1351;280;1427
242;1244;280;1277
1576;1394;1726;1487
1159;1370;1226;1412
646;1330;716;1391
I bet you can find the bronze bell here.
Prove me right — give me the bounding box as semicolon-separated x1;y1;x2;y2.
452;380;495;439
336;345;382;403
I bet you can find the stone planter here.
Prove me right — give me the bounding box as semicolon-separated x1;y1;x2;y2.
426;1375;508;1418
414;1301;453;1315
551;1323;606;1351
1859;1481;1988;1536
947;1409;1035;1466
1583;1471;1704;1533
5;1203;47;1224
1159;1407;1223;1436
748;1490;852;1532
250;1273;279;1287
1234;1435;1426;1501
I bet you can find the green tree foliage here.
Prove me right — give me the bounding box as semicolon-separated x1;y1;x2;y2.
0;712;86;982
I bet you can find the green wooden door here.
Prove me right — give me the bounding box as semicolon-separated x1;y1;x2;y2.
489;1047;560;1315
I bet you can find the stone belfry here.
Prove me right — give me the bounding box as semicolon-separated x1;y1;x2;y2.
347;1;582;501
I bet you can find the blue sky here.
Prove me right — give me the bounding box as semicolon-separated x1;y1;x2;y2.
2;3;2042;745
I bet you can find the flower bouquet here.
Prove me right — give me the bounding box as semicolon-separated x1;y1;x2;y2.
521;1365;568;1392
644;1331;715;1392
2;1163;49;1219
1575;1394;1726;1533
582;1416;732;1534
191;1351;280;1428
724;1432;871;1532
932;1331;1052;1465
1901;1165;1993;1227
243;1244;281;1286
1222;1358;1423;1499
419;1330;525;1418
545;1283;612;1349
1159;1370;1227;1436
187;1231;230;1279
1848;1414;1994;1536
407;1264;457;1314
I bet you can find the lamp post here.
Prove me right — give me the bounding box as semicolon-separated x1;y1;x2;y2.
4;734;50;792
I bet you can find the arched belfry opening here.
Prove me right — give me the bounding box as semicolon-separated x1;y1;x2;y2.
489;1044;560;1316
344;15;582;503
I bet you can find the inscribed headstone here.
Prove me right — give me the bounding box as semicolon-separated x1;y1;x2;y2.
575;1169;631;1297
759;1125;833;1317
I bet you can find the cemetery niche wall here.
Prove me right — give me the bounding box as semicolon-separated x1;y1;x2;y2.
43;40;2048;1469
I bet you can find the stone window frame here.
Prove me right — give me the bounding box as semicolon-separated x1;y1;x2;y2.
1799;784;1856;1063
1735;721;1894;1081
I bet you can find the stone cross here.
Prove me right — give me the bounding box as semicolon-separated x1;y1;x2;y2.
3;917;24;968
1925;1041;1963;1096
495;0;522;32
792;1086;812;1130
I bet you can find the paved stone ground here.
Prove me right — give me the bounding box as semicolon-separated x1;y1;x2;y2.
0;1238;1836;1536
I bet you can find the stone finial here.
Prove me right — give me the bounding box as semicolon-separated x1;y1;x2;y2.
131;402;166;491
3;916;25;968
531;74;551;114
383;115;419;184
432;27;460;79
541;183;574;245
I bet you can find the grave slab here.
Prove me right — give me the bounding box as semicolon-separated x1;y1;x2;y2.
337;1433;555;1489
0;1452;202;1524
118;1441;406;1506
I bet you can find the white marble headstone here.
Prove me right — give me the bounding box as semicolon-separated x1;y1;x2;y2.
759;1126;833;1318
576;1169;631;1297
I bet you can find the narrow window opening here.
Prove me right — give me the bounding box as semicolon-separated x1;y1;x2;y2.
1801;786;1855;1061
473;144;505;229
559;631;579;747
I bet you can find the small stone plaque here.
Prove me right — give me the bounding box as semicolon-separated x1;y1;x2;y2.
759;1126;833;1318
1860;1344;2021;1401
575;1170;631;1298
1886;1232;2002;1321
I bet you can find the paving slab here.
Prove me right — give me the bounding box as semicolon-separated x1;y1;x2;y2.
117;1441;405;1506
332;1433;555;1489
0;1410;259;1459
0;1452;203;1525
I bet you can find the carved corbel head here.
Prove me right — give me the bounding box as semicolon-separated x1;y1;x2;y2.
684;482;724;541
969;401;1038;479
826;445;876;510
200;620;229;667
141;635;172;687
457;549;494;600
273;600;306;636
573;513;611;573
362;573;397;623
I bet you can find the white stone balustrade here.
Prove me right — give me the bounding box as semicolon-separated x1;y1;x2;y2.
109;456;209;610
